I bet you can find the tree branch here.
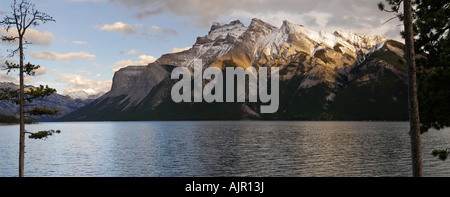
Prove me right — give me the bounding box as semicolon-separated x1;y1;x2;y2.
382;16;399;25
378;0;403;13
1;35;20;42
28;130;61;140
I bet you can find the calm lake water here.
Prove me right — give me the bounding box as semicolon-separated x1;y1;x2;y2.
0;121;449;177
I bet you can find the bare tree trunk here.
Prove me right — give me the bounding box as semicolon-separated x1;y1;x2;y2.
19;35;25;177
403;0;423;177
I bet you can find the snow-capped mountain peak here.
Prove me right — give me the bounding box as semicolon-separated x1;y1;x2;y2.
63;18;408;121
208;20;246;40
66;90;104;100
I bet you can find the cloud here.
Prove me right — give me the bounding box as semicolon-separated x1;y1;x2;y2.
76;69;92;75
109;0;323;27
56;73;112;95
111;54;157;71
0;59;47;84
97;21;138;35
0;58;18;83
91;62;102;68
0;73;18;83
151;26;178;36
73;41;88;45
33;66;47;76
109;0;401;40
30;51;96;61
138;55;157;63
0;28;54;46
126;49;138;56
171;47;191;53
96;22;178;40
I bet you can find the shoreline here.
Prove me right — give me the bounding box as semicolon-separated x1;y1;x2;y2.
0;122;37;126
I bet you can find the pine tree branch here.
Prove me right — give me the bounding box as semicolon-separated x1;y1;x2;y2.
432;149;450;161
28;130;61;140
27;106;60;116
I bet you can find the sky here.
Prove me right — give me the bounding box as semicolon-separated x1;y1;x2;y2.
0;0;404;96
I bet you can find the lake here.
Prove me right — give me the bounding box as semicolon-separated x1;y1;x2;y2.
0;121;449;177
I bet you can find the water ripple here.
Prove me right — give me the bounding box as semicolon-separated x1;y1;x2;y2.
0;121;449;177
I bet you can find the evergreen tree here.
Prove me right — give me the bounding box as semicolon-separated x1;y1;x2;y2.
0;0;59;177
415;0;450;161
379;0;424;176
379;0;450;162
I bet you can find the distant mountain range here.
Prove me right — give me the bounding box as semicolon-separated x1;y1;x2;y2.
61;18;408;121
0;82;102;121
65;90;105;101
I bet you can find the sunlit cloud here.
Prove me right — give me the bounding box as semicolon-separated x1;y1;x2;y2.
56;73;112;95
0;73;18;84
73;41;88;45
0;28;54;46
96;21;138;35
171;47;191;53
95;21;178;41
111;54;156;72
109;0;401;40
126;49;138;56
30;51;96;61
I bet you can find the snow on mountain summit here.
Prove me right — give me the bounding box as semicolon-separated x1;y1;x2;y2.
100;18;393;109
156;18;387;71
63;18;408;121
66;90;104;100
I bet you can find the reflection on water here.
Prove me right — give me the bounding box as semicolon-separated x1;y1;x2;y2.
0;121;449;177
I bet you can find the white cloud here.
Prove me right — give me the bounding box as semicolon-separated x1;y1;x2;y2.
73;41;88;45
96;21;178;40
138;55;157;63
111;54;157;72
30;51;96;61
126;49;138;56
171;47;191;53
56;73;112;95
97;21;138;35
0;28;54;46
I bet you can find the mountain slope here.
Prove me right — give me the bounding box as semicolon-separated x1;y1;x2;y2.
60;19;408;121
0;82;93;121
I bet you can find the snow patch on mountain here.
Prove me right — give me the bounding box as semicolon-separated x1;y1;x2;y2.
66;90;105;100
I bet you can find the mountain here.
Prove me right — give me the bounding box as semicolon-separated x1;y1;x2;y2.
60;18;408;121
66;90;105;101
0;82;94;121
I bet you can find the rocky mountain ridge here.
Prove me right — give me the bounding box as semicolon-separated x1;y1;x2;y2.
61;18;408;121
